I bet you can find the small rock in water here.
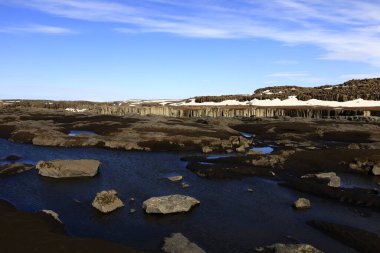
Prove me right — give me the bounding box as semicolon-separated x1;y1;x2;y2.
372;163;380;176
143;194;200;214
247;188;254;192
236;145;246;153
92;190;124;213
294;198;311;209
202;146;213;154
168;175;183;182
130;197;135;202
129;208;136;214
162;233;206;253
182;182;190;188
42;209;62;223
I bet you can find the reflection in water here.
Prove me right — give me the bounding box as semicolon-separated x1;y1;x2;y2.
250;146;274;154
68;130;96;137
240;132;253;138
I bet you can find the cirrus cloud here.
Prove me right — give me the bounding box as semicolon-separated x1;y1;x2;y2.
2;0;380;66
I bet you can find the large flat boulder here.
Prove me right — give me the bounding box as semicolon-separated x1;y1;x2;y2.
143;195;200;214
36;159;100;178
162;233;206;253
256;243;324;253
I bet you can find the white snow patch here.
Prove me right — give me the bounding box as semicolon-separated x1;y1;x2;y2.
65;108;87;112
173;96;380;108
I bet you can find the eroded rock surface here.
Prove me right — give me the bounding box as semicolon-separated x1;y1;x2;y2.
92;190;124;213
143;195;200;214
36;159;100;178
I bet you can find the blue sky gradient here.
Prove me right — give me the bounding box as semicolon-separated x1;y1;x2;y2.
1;0;380;101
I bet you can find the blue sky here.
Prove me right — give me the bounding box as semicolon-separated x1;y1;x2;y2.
1;0;380;101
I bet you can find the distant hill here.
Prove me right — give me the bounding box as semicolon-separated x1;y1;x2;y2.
194;78;380;103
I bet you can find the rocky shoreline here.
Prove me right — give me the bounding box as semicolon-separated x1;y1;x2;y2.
1;105;380;252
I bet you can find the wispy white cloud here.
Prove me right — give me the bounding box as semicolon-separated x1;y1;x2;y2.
0;24;74;34
3;0;380;66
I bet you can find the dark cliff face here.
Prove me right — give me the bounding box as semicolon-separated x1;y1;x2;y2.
194;78;380;103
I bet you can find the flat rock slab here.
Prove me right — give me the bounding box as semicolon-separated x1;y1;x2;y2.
162;233;206;253
92;190;124;213
256;243;324;253
36;159;100;178
143;195;200;214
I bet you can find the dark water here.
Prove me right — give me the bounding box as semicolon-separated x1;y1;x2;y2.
0;139;379;253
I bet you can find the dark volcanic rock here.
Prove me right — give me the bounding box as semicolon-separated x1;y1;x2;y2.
308;220;380;253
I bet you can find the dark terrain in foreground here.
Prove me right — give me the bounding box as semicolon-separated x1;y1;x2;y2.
0;106;380;252
0;200;144;253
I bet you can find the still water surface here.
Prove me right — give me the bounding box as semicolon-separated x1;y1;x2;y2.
0;139;379;253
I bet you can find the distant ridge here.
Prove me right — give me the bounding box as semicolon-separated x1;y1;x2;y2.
194;78;380;103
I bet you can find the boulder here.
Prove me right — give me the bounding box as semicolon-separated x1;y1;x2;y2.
0;163;34;176
41;209;62;223
162;233;206;253
293;198;311;209
236;145;246;153
256;243;323;253
143;195;200;214
92;190;124;213
168;175;183;182
302;172;341;187
36;159;100;178
373;164;380;176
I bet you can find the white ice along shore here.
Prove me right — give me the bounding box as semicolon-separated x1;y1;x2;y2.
118;96;380;108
